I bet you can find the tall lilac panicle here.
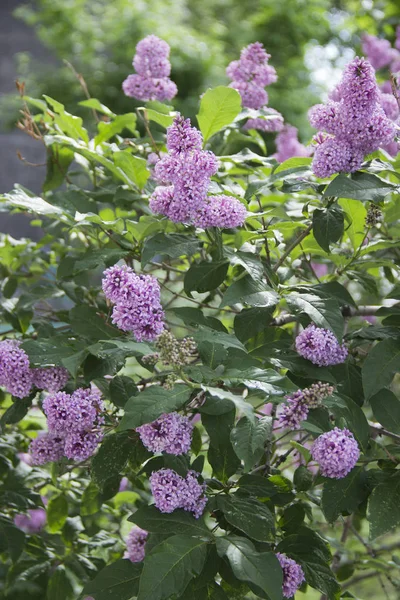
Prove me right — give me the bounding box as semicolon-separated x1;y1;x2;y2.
193;195;247;229
276;553;305;598
295;324;348;367
312;137;364;178
29;433;65;465
123;35;177;102
311;427;360;479
166;115;203;155
32;367;69;393
136;412;193;455
0;339;33;398
274;125;311;162
125;527;148;562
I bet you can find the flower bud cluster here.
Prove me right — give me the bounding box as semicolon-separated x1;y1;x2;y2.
365;203;383;227
309;57;396;177
149;468;206;518
156;330;197;367
123;35;177;102
227;42;284;132
295;324;348;366
102;265;164;342
0;339;69;399
29;386;104;464
277;382;335;430
149;116;246;228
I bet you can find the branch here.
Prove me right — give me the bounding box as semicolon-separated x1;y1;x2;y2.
369;421;400;444
273;223;313;272
270;305;386;327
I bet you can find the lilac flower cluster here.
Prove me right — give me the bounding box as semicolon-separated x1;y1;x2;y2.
149;468;206;518
30;386;104;464
309;57;396;177
276;553;305;598
0;340;69;398
277;382;334;430
125;526;148;562
149;115;246;228
123;35;177;102
14;508;47;534
102;264;164;342
295;324;348;367
137;412;193;455
311;427;360;479
274;125;311;163
227;42;284;132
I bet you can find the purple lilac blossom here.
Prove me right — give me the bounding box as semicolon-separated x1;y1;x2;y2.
14;508;47;534
43;390;97;433
119;477;129;492
277;382;335;430
32;367;69;393
193;195;247;229
362;34;394;70
102;264;137;303
311;427;360;478
243;108;284;132
0;339;33;398
29;433;65;465
123;35;177;102
295;324;348;367
64;430;102;462
309;57;396;177
149;468;206;518
125;527;148;562
274;125;311;162
136;412;193;455
276;553;305;598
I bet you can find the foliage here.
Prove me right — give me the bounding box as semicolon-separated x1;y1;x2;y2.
1;61;400;600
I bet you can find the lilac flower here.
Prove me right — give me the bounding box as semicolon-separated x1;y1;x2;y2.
123;35;177;102
32;367;69;393
309;57;396;177
380;93;400;121
136;412;193;455
362;34;394;71
43;389;99;434
29;432;65;465
14;508;47;534
243;108;284;132
166;115;203;155
295;324;348;367
276;553;305;598
102;264;137;304
64;430;101;462
0;339;33;398
274;125;311;162
149;468;206;518
230;81;268;110
193;195;247;229
119;477;129;492
277;382;335;430
311;427;360;479
125;527;148;562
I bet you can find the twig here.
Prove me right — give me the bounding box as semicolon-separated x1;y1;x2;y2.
273;223;313;272
64;60;100;123
369;422;400;444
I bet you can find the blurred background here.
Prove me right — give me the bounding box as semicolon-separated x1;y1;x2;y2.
0;0;399;197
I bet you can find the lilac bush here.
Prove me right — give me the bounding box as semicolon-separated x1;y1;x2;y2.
1;28;400;600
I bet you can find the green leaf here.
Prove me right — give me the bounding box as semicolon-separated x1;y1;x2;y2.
2;187;64;216
141;233;201;267
0;516;25;562
221;275;279;308
184;261;229;294
82;559;142;600
313;205;344;253
367;474;400;539
197;86;241;142
203;386;254;422
276;527;340;598
47;494;68;533
314;281;357;308
69;305;122;341
0;396;33;427
202;407;240;482
71;248;129;275
234;307;275;342
118;385;192;430
43;145;74;192
81;481;102;516
321;467;368;522
138;535;208;600
216;537;282;600
114;152;150;190
217;495;275;541
44;95;89;143
46;565;74;600
91;432;136;488
362;337;400;399
326;394;370;451
370;388;400;434
230;416;271;472
129;506;210;537
192;328;246;352
339;198;367;250
145;107;175;128
324;172;395;202
95;113;137;145
286;293;344;340
109;375;138;408
79;98;115;116
226;250;265;281
171;307;226;332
